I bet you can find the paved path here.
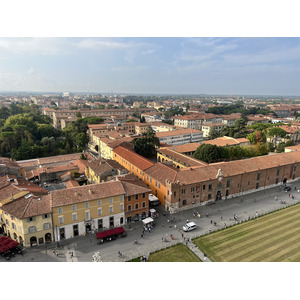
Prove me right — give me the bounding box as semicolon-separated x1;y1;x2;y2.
185;241;212;262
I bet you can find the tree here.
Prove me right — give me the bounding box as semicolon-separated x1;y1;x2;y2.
246;132;257;144
132;127;160;157
0;107;10;120
246;130;266;144
207;127;221;140
267;127;287;148
194;144;224;163
76;112;82;118
76;133;89;150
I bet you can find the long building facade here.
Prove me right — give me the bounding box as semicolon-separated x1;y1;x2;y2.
111;145;300;214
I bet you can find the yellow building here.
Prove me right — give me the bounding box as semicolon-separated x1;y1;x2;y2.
85;159;127;184
157;148;208;169
49;181;127;241
1;194;53;247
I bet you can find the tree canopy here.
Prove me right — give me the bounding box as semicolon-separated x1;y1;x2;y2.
194;143;270;163
132;127;160;157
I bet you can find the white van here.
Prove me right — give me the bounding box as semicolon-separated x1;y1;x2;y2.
183;222;197;232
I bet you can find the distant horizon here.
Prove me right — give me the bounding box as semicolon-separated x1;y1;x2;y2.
0;90;300;98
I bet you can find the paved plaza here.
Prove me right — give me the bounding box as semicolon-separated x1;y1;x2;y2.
3;180;300;262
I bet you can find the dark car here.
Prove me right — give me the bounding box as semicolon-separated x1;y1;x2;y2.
284;186;291;191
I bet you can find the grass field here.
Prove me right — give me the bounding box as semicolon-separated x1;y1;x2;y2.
129;244;202;262
193;203;300;262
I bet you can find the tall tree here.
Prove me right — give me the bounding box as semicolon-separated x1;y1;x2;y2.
132;126;160;157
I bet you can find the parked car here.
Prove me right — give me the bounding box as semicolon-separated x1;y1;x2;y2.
183;222;197;232
284;186;291;192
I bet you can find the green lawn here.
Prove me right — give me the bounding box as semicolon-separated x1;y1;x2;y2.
193;203;300;262
128;244;202;262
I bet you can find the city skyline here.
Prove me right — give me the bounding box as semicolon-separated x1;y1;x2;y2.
1;37;300;96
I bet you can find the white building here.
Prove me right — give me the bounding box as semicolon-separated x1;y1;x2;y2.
156;128;203;145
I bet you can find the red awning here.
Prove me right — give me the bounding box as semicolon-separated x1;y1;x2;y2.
96;227;125;239
6;240;19;249
0;236;9;242
1;238;11;245
0;245;10;253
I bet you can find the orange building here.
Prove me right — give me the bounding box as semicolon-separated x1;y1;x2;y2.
112;146;155;180
117;175;151;222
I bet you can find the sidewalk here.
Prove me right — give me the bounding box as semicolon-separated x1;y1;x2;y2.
186;241;212;262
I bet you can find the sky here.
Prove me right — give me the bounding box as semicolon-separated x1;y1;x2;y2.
1;37;300;96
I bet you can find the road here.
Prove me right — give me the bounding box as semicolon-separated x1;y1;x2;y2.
2;180;299;262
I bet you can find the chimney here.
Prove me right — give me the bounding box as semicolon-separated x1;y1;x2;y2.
74;191;78;196
10;194;14;200
88;189;93;194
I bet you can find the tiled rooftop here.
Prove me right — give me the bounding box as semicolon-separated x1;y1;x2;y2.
113;146;155;171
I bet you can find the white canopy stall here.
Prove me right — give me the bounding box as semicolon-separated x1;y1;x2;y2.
142;217;154;226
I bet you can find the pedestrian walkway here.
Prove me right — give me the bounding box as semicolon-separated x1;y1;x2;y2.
185;241;212;262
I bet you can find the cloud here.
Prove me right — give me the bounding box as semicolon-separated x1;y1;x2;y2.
28;67;34;74
223;44;300;66
76;38;160;64
173;37;238;71
0;37;67;55
77;39;133;50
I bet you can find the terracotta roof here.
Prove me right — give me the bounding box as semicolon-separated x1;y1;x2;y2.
43;165;78;174
0;185;29;205
71;159;88;174
88;159;125;175
222;113;241;120
88;124;108;130
117;177;151;196
60;171;71;177
247;116;268;121
156;128;202;138
106;137;133;149
13;178;48;195
145;163;178;185
0;176;13;189
17;153;83;168
64;180;80;188
172;151;300;185
284;145;300;152
1;195;51;219
50;181;126;207
38;153;83;165
166;143;201;153
26;169;41;179
280;125;298;134
113;146;155;171
0;157;20;168
202;137;250;147
158;148;208;167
